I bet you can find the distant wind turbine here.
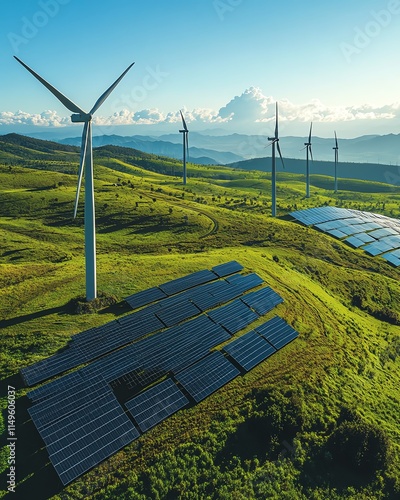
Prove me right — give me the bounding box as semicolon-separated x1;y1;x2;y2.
333;131;339;193
179;110;189;185
267;103;285;217
14;56;134;301
302;122;313;198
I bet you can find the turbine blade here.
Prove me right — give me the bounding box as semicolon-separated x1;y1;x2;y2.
308;122;313;143
73;122;89;218
180;110;188;131
309;144;314;162
14;56;86;114
186;132;189;159
335;130;338;148
90;62;135;115
277;141;285;169
275;102;279;138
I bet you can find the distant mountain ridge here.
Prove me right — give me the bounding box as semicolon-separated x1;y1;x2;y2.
56;131;400;166
59;134;245;165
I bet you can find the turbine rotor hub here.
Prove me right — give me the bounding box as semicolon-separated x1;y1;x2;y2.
71;113;92;123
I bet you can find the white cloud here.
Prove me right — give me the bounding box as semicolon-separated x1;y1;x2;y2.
1;89;399;132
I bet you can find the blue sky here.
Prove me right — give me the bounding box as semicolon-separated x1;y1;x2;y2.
1;0;400;138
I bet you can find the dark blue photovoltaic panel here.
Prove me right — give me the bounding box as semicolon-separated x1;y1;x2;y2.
223;330;276;371
28;377;110;430
126;378;189;432
226;273;264;294
125;286;167;310
212;261;244;277
39;392;118;447
155;299;201;327
159;269;216;295
21;346;90;387
255;316;299;350
175;351;240;402
50;408;139;485
27;371;84;403
241;287;283;315
207;299;259;334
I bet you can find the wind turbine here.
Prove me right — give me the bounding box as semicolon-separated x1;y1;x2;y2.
333;131;339;193
302;122;313;198
267;102;285;217
14;56;134;301
179;110;189;185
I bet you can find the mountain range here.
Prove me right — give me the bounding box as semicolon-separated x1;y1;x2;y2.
58;131;400;166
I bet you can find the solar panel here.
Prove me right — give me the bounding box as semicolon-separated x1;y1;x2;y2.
226;273;264;294
126;378;189;432
125;286;167;310
241;287;284;315
159;269;216;295
21;347;90;386
255;316;299;350
382;252;400;267
50;410;139;485
223;330;276;371
39;392;114;445
212;261;244;277
27;371;84;403
175;351;240;403
28;377;110;430
326;229;347;239
207;299;259;334
155;299;201;327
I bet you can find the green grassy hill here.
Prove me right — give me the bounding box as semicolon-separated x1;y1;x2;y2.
0;134;399;499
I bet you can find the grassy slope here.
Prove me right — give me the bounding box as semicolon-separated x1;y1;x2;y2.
0;136;399;499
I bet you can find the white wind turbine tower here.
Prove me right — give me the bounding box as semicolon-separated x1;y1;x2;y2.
14;56;134;301
267;102;285;217
302;122;313;198
179;110;189;185
333;131;339;193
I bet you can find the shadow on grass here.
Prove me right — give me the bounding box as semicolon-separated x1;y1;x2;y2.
0;306;65;329
1;393;63;500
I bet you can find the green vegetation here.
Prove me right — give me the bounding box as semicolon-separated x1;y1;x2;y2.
0;134;399;499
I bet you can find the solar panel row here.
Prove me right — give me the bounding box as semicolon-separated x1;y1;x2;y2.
241;286;284;315
255;316;299;349
159;269;217;295
223;330;276;371
212;260;244;277
207;299;259;334
175;351;240;403
125;378;189;432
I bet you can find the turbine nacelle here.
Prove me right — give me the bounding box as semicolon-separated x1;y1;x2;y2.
71;113;92;123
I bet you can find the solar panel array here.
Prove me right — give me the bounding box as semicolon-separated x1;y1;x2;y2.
22;260;298;486
290;206;400;267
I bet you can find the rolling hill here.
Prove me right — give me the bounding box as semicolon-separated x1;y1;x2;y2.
0;134;399;499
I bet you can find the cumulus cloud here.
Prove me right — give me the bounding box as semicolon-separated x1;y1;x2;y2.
1;89;399;131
